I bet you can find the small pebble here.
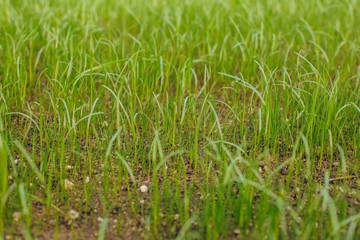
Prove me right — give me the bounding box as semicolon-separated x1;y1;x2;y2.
140;185;148;193
69;210;79;220
12;212;21;222
65;165;73;170
64;179;74;190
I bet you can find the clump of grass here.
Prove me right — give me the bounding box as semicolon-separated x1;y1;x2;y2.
1;0;360;239
0;129;8;236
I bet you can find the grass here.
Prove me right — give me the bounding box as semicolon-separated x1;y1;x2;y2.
1;0;360;239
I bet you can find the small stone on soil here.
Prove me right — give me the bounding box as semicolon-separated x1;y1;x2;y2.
140;185;148;193
64;179;74;190
69;210;79;220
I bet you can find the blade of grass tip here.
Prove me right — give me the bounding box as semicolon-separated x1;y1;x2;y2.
115;151;136;186
205;140;246;155
104;128;122;164
97;217;109;240
65;112;104;139
1;184;16;208
175;214;198;240
335;144;347;175
220;145;246;185
18;183;29;218
4;112;40;131
294;51;321;78
30;195;64;215
0;135;8;197
335;102;360;119
44;90;59;115
0;135;8;236
331;213;360;237
215;100;241;123
102;85;131;124
14;141;45;185
300;132;311;178
321;172;340;235
154;150;186;173
218;72;266;106
87;98;100;128
207;100;223;140
267;136;301;180
1;185;16;236
0;90;8;110
239;174;301;225
179;96;190;126
72;53;138;91
58;98;71;128
345;220;357;240
152;94;165;122
154;130;164;161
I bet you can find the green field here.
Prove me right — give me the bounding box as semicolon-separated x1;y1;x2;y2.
1;0;360;239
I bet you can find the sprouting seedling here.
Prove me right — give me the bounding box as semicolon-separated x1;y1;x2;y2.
336;144;347;175
207;100;223;140
175;214;198;240
0;134;9;236
14;141;45;185
58;98;71;128
154;150;186;173
115;151;136;186
4;112;40;132
65;110;104;139
218;72;266;106
104;128;122;166
335;102;360;120
0;135;8;197
300;132;311;178
97;217;109;240
321;171;340;235
102;85;134;134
